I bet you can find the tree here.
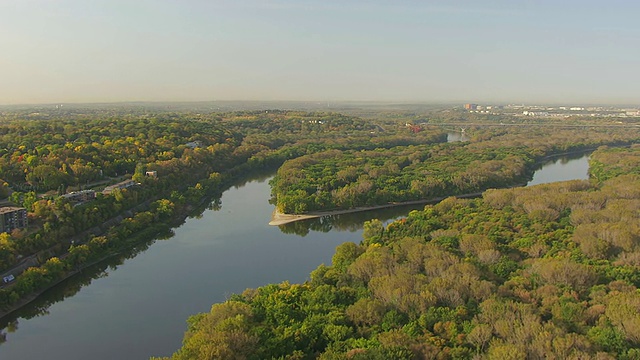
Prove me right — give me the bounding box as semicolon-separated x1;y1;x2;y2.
0;179;9;199
362;219;384;245
467;324;492;354
317;243;355;277
0;233;15;270
132;163;146;183
152;199;175;220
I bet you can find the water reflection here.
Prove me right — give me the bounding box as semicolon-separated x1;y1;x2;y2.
279;152;592;236
0;167;305;359
231;168;276;189
0;227;173;341
278;202;432;236
527;152;590;186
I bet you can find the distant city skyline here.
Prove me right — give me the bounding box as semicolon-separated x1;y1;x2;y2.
1;1;639;105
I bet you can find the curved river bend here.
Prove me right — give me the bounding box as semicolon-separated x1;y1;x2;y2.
0;152;590;360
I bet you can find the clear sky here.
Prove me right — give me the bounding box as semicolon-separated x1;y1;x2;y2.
1;0;639;105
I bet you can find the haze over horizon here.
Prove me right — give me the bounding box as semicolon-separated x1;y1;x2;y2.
2;1;639;106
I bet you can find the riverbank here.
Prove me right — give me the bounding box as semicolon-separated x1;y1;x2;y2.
269;192;485;226
0;252;115;319
0;165;283;321
0;196;200;320
268;146;616;226
0;223;170;320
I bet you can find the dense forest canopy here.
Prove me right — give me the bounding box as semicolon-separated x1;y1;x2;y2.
0;110;450;192
0;107;638;359
271;127;640;214
159;145;640;360
0;110;444;312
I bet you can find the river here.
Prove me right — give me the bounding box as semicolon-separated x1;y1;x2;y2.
0;152;591;360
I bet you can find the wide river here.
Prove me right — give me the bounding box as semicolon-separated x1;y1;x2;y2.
0;151;590;360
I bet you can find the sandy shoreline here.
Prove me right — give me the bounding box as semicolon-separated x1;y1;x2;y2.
268;192;484;226
269;209;322;226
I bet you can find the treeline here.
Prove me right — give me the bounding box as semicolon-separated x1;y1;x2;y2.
589;144;640;183
159;145;640;359
0;201;172;310
0;110;421;192
271;127;640;214
0;117;236;191
0;115;239;275
271;144;532;214
0;177;226;311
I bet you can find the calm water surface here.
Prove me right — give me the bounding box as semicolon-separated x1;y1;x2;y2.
0;153;591;360
0;174;366;359
528;152;590;186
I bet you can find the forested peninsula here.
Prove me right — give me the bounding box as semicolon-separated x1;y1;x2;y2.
159;145;640;360
270;127;637;215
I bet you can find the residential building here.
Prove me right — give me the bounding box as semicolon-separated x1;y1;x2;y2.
185;141;202;149
102;179;139;195
60;190;96;204
0;207;28;233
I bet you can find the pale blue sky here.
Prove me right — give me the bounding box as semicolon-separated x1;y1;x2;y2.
1;1;639;105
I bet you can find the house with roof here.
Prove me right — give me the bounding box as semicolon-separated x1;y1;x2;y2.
102;179;139;195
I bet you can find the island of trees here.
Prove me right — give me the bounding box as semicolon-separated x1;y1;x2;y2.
270;127;638;214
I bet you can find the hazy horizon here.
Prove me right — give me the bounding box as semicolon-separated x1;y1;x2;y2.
2;99;638;110
2;1;639;106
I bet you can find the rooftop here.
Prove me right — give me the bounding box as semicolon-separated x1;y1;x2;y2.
0;207;26;215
